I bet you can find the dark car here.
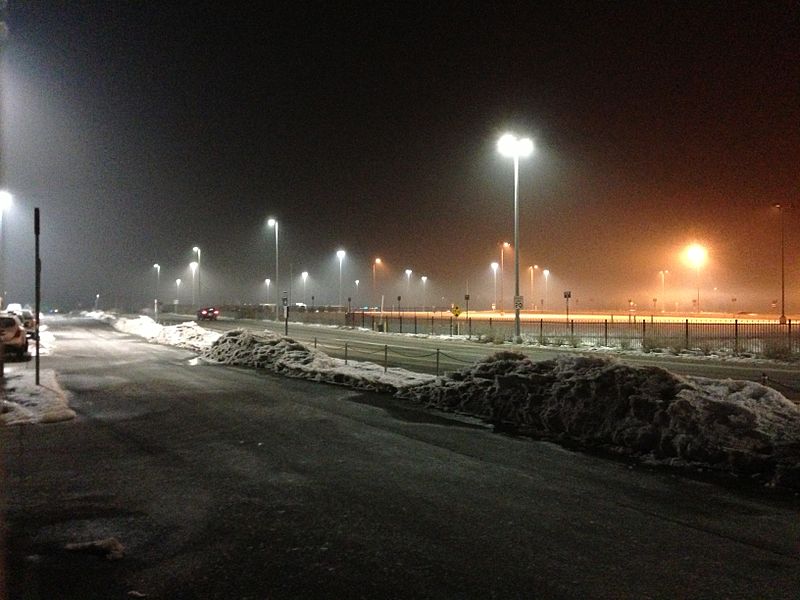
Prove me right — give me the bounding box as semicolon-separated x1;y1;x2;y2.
196;307;220;321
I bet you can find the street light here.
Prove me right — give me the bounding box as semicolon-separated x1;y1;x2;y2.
543;269;550;310
684;243;707;313
190;261;198;306
175;278;182;307
421;275;427;312
153;263;161;301
373;258;382;307
336;249;346;307
0;190;12;306
490;262;499;310
192;246;202;305
499;241;510;312
498;132;534;339
529;265;539;310
774;204;788;324
405;269;412;305
354;279;359;306
264;278;271;305
659;270;668;313
268;218;279;301
301;271;308;305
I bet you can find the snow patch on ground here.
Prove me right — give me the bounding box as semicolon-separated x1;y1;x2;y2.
397;351;800;487
88;313;221;351
1;367;74;424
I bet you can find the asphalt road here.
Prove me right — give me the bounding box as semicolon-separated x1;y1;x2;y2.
174;315;800;401
2;317;799;599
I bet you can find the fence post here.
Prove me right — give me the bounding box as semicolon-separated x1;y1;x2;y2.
399;315;403;334
371;315;375;331
468;317;472;338
684;319;689;349
570;319;574;337
436;349;440;376
414;314;418;334
314;337;317;348
431;315;434;335
734;319;739;355
449;317;453;336
604;319;608;347
539;319;543;344
489;317;493;333
789;319;793;354
345;342;348;365
642;319;646;346
361;311;365;328
384;345;388;372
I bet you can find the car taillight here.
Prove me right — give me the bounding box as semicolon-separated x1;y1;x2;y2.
201;310;207;314
213;310;219;315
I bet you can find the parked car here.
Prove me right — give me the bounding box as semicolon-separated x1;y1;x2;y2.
196;307;220;321
19;309;36;331
0;313;29;357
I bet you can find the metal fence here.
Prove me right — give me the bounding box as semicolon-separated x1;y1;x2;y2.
339;312;798;359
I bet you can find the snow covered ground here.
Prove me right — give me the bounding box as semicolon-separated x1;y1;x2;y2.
69;313;800;488
1;367;74;425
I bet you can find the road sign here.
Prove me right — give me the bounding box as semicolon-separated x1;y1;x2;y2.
513;296;523;310
451;305;462;317
563;291;571;299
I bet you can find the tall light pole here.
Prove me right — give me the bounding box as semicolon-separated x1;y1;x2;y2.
153;263;161;316
499;241;510;312
685;244;707;313
175;278;182;307
373;258;382;307
268;218;279;300
543;268;550;310
354;279;359;307
336;249;346;307
659;270;668;313
301;271;308;305
0;190;12;306
192;246;201;305
498;133;534;339
405;269;412;305
190;261;198;306
491;262;499;309
775;204;787;324
264;278;271;305
529;265;538;310
421;275;427;312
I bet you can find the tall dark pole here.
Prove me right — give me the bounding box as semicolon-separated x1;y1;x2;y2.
513;155;521;339
35;208;41;385
776;204;787;324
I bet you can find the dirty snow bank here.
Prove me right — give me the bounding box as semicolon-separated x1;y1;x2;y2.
1;368;74;424
201;329;434;393
396;351;800;488
88;313;221;351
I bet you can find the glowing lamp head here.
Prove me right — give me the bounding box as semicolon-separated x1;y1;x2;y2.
374;258;382;265
336;250;346;260
502;241;511;248
267;218;276;227
685;244;708;269
405;269;412;276
421;276;427;283
491;262;499;273
190;261;198;273
176;278;182;286
153;263;160;270
543;269;550;278
0;190;12;212
498;133;534;158
193;246;200;253
301;271;308;281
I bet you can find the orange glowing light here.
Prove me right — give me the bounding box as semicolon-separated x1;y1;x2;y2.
684;244;708;269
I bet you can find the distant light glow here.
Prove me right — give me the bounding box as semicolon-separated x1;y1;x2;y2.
497;133;534;158
190;261;198;273
405;269;412;276
684;244;708;269
491;262;499;272
301;271;308;281
268;218;277;227
0;190;12;212
336;249;346;260
374;258;382;264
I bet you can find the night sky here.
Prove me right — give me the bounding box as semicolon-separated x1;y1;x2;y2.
1;2;798;313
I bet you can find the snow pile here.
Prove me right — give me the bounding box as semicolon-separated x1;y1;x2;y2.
1;368;74;424
152;321;220;351
396;351;800;487
112;315;163;339
201;329;434;393
91;313;221;351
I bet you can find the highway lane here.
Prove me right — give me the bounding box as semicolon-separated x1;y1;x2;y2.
165;315;800;401
3;317;800;599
